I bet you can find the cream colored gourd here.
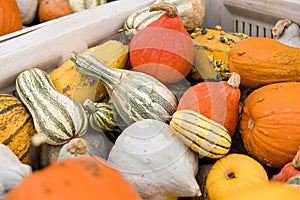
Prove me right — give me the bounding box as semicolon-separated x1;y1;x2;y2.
272;19;300;48
66;0;107;12
15;0;38;25
107;119;200;200
0;144;32;195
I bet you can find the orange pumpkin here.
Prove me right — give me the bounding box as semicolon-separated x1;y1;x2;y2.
206;153;269;200
0;0;23;36
176;72;241;137
5;156;142;200
129;3;194;83
223;182;300;200
228;37;300;88
239;82;300;168
38;0;73;22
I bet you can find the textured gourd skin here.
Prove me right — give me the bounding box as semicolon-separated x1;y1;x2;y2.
0;0;23;36
239;82;300;168
206;153;269;200
16;68;88;145
38;0;73;22
228;37;300;88
0;94;36;164
4;156;142;200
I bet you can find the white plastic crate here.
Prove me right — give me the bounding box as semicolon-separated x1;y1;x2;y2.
0;0;300;94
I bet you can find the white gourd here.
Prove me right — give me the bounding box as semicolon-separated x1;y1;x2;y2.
66;0;107;12
107;119;201;200
57;138;89;161
272;19;300;48
15;0;38;25
0;144;32;194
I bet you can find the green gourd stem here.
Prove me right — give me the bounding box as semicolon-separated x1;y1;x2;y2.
149;2;178;18
292;147;300;170
70;52;121;91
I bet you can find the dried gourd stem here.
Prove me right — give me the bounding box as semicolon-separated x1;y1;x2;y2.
83;99;96;113
67;138;88;155
149;2;178;18
227;72;241;88
292;147;300;170
29;134;50;171
272;19;292;37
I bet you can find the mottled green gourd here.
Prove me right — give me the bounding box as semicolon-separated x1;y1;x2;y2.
16;68;88;145
71;52;178;126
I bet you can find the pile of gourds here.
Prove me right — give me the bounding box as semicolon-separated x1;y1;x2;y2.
1;0;300;199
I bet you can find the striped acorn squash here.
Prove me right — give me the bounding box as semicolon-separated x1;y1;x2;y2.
170;109;231;159
71;52;178;126
0;94;36;164
16;68;88;145
83;99;123;133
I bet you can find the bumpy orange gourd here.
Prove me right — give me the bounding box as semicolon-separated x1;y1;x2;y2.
239;82;300;168
130;3;194;83
0;0;23;36
38;0;73;22
0;94;36;164
206;153;269;200
176;72;241;137
228;37;300;88
5;156;142;200
223;182;300;200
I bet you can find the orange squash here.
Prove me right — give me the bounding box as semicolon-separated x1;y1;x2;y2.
0;0;23;36
38;0;73;22
129;3;194;83
206;153;269;200
223;182;300;200
228;37;300;88
239;82;300;168
176;72;241;137
5;156;142;200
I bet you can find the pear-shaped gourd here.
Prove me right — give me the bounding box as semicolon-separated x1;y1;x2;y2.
107;119;200;200
71;52;178;126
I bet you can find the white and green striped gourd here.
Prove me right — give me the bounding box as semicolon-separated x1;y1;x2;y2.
71;52;178;126
16;68;88;145
66;0;107;12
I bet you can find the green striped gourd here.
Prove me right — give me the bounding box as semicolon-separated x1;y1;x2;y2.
66;0;107;12
170;109;231;159
83;99;122;133
71;52;178;126
124;0;205;38
0;94;36;164
16;68;88;145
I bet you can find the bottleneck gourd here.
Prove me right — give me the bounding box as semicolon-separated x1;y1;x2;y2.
16;68;88;145
71;52;178;126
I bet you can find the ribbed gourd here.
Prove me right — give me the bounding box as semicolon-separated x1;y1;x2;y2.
16;68;88;145
170;109;232;159
0;94;36;164
71;52;178;126
83;99;122;133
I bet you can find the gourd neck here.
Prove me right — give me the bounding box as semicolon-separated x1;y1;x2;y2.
71;52;122;91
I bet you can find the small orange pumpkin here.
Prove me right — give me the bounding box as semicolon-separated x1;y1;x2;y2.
5;156;142;200
206;153;269;200
38;0;73;22
0;0;23;36
129;3;194;83
223;182;300;200
239;82;300;168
